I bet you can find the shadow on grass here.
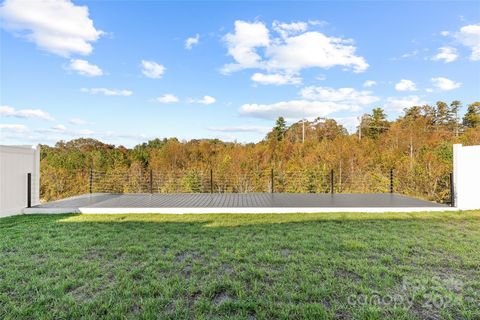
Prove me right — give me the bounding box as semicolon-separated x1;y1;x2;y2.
1;210;478;229
57;211;480;227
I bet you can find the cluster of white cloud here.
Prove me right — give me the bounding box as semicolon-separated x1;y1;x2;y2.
189;95;216;105
395;79;417;92
222;20;368;85
1;121;153;146
272;20;308;39
156;94;180;104
431;47;458;63
208;125;270;134
455;24;480;61
363;80;376;88
141;60;166;79
1;2;476;141
391;77;460;93
433;24;480;62
384;96;427;112
185;34;200;49
251;72;301;85
68;59;103;77
300;86;379;105
0;105;54;121
36;124;93;136
69;118;89;125
0;0;103;57
0;123;28;133
81;88;133;96
155;94;216;105
0;0;108;80
240;86;378;121
431;77;461;91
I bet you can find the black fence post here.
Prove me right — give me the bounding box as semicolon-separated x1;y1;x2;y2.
450;172;455;207
210;169;213;194
27;173;31;208
390;168;394;194
330;169;334;194
150;169;153;194
89;167;93;194
271;168;274;193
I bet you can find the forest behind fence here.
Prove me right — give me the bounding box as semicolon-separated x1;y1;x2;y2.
39;101;480;204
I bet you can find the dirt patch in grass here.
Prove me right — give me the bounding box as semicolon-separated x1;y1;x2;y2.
213;291;232;305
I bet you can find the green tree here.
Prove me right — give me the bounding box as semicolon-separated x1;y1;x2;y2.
463;102;480;128
183;170;203;192
269;117;287;141
435;101;449;125
363;108;389;139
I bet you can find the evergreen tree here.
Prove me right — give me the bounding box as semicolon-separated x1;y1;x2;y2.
449;100;462;136
270;117;287;141
364;107;389;139
463;102;480;128
435;101;449;125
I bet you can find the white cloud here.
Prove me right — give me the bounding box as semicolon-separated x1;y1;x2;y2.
395;79;417;92
141;60;165;79
266;31;368;73
300;86;379;105
251;72;301;85
0;105;54;121
240;100;355;121
272;21;308;38
195;95;216;105
384;96;426;112
333;116;360;132
0;123;28;133
363;80;376;87
440;31;450;36
208;125;270;134
69;118;88;125
68;59;103;77
104;131;147;140
185;34;200;49
222;20;270;73
52;124;66;131
455;24;480;61
0;0;103;56
431;77;461;91
81;88;133;96
155;94;179;104
78;129;94;135
240;85;379;121
431;47;458;63
222;20;368;77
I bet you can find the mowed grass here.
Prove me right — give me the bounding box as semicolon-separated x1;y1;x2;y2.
1;211;479;319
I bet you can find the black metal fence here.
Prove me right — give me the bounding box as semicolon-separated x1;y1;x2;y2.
38;168;454;205
88;168;398;194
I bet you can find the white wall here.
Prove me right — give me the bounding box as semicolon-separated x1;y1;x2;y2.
0;145;40;217
453;144;480;210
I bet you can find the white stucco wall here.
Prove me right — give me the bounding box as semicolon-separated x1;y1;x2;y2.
453;144;480;210
0;145;40;217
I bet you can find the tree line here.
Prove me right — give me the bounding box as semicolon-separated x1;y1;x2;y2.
40;101;480;202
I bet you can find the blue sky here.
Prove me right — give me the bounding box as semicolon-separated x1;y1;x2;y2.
1;1;479;147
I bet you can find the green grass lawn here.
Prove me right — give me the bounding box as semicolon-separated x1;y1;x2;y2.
1;211;479;319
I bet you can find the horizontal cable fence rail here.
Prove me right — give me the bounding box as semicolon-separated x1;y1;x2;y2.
39;167;453;204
